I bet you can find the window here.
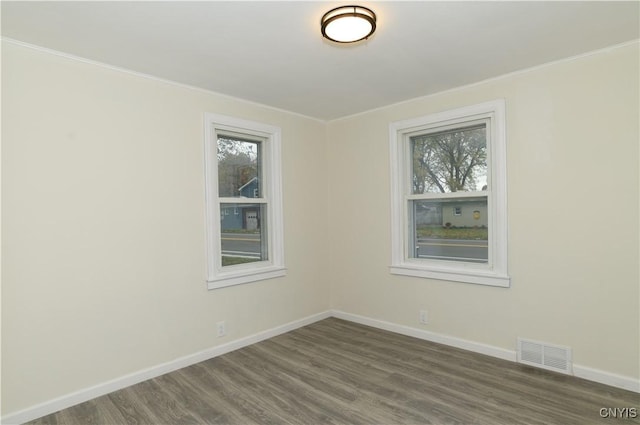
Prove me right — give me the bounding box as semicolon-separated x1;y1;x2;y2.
389;100;509;287
204;113;285;289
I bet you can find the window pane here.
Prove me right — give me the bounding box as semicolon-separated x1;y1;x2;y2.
411;197;488;263
411;124;487;194
220;203;268;266
217;135;261;198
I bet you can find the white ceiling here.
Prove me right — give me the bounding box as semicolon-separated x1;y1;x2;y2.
2;1;638;121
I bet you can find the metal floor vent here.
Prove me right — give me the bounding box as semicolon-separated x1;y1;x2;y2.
517;338;572;374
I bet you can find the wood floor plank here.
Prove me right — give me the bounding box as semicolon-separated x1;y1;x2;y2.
24;318;640;425
152;371;229;424
258;334;448;423
213;347;365;424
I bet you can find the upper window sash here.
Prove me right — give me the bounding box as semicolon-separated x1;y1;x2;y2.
406;118;490;196
389;100;509;287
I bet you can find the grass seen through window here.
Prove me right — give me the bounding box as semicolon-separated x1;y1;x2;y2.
417;225;488;240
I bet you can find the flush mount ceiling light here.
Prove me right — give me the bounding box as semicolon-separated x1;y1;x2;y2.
321;5;377;43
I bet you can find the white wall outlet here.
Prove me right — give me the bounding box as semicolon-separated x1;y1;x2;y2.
419;309;429;324
216;321;226;337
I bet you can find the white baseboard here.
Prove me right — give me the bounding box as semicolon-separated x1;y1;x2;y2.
573;365;640;393
1;311;332;425
331;310;517;362
3;309;638;424
331;310;640;394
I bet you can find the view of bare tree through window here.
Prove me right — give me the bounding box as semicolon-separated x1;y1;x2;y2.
410;123;489;262
217;135;266;267
217;136;259;198
411;124;487;194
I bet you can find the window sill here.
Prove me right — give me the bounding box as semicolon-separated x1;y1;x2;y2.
207;265;287;290
390;263;510;287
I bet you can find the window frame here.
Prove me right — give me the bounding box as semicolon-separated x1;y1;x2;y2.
389;100;509;287
204;113;285;289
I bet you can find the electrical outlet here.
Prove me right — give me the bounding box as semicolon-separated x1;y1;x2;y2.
216;321;226;337
419;309;429;324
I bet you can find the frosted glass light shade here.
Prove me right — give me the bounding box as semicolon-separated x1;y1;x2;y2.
321;6;376;43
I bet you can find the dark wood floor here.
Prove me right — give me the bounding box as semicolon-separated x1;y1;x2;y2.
27;318;639;425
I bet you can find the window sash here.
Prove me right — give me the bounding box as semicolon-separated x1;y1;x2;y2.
408;119;489;195
404;119;493;267
407;196;489;264
216;132;263;199
219;202;268;266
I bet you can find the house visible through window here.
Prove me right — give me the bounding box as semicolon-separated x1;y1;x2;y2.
389;100;509;287
204;113;285;289
411;122;488;263
218;133;266;266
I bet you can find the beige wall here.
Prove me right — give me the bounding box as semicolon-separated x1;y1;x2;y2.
2;40;639;417
1;42;329;414
327;43;639;379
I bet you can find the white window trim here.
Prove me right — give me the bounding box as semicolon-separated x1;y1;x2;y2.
389;100;509;287
204;113;286;289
